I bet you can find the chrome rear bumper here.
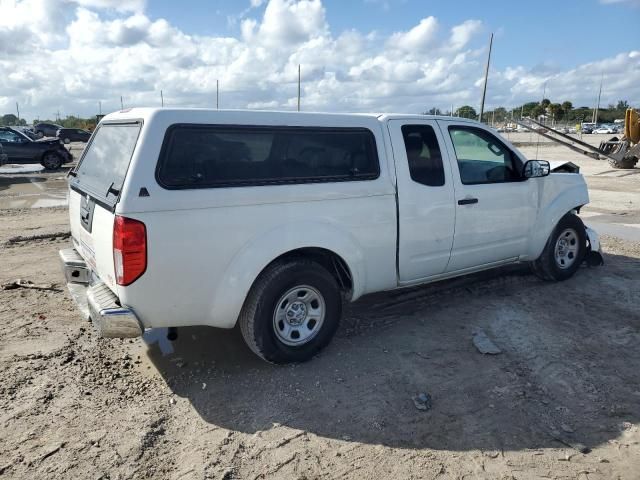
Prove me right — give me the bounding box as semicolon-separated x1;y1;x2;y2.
59;248;142;338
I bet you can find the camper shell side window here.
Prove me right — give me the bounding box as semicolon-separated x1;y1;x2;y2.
155;124;380;189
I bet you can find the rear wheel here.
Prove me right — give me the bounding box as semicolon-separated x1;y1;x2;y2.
239;259;342;364
41;152;63;170
531;213;587;281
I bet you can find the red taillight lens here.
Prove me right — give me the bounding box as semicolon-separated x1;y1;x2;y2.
113;215;147;286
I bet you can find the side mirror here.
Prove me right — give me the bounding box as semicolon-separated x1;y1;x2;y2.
522;159;550;178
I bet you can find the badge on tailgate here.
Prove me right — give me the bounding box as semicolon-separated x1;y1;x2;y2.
80;194;96;233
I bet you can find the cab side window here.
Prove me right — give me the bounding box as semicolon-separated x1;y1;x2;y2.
401;125;445;187
448;126;521;185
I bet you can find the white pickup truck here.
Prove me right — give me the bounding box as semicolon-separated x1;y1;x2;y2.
60;108;602;363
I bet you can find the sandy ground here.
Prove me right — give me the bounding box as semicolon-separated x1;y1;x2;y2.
0;134;639;479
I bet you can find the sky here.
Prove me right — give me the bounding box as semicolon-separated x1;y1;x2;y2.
0;0;639;121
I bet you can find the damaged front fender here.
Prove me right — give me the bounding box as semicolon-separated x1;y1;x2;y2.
584;225;604;267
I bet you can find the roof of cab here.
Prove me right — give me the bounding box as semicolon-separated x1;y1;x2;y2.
101;107;481;126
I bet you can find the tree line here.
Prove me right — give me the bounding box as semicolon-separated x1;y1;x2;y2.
426;100;633;124
0;114;98;130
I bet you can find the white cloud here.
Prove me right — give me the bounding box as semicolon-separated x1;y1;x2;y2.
449;19;482;51
388;16;438;52
69;0;145;12
0;0;638;121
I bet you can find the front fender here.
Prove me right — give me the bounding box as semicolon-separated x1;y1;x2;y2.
209;221;369;328
528;176;589;260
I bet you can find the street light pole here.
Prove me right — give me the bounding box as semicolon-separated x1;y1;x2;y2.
594;74;603;125
297;64;301;112
479;32;493;122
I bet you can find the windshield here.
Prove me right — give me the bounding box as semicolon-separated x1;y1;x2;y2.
71;122;141;203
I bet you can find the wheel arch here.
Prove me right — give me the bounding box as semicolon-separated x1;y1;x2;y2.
262;246;352;292
529;198;587;260
209;222;366;329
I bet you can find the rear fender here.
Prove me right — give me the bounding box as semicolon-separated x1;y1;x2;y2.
209;221;366;328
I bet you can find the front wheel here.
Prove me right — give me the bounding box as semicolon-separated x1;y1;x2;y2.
239;259;342;364
531;213;587;281
41;152;63;170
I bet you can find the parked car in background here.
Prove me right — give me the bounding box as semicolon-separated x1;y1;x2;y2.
56;128;92;144
0;143;7;166
10;126;39;140
34;122;63;138
594;126;615;134
581;122;596;134
0;126;73;169
60;108;603;364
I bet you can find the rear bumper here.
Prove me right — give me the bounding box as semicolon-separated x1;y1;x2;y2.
59;248;143;338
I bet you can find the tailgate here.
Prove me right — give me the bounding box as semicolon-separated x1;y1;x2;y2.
69;190;119;291
68;122;142;294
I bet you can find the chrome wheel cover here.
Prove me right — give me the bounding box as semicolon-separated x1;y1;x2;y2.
272;285;325;346
554;228;579;269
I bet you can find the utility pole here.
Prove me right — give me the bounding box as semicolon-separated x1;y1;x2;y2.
160;90;164;107
16;102;20;123
491;109;495;126
451;104;454;117
120;96;124;110
594;74;603;125
216;80;219;110
98;101;102;115
297;64;301;112
478;32;493;122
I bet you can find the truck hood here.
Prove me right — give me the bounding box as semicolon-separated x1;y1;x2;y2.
547;160;580;173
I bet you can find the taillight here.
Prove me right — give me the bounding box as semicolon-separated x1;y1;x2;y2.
113;215;146;286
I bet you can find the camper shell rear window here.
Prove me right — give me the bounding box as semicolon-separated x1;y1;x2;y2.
70;122;141;205
156;124;380;189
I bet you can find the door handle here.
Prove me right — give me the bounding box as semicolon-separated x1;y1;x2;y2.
458;198;478;205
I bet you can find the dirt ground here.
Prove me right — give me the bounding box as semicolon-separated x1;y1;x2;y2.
0;135;639;479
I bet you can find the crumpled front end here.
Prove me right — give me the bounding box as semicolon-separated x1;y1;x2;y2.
583;225;604;267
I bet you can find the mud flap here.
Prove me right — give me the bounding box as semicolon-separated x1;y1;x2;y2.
584;225;604;267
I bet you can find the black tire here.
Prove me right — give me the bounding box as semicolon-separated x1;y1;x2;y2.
41;151;63;170
239;259;342;364
531;213;587;281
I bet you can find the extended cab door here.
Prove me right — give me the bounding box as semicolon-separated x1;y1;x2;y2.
388;119;456;282
437;121;537;272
